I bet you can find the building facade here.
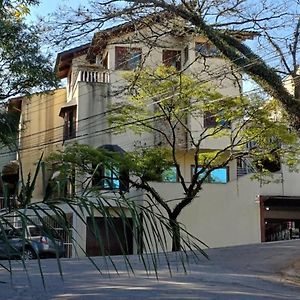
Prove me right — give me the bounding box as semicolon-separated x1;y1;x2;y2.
18;17;300;257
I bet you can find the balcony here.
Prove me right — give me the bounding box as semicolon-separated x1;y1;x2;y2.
68;65;109;99
77;68;109;83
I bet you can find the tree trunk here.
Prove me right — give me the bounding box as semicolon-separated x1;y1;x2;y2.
170;218;181;252
294;74;300;102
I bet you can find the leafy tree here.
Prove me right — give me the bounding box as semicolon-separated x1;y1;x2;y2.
0;0;63;279
0;18;58;101
0;0;58;152
48;66;299;251
0;0;39;17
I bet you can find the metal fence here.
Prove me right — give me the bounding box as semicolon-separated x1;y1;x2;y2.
43;214;73;258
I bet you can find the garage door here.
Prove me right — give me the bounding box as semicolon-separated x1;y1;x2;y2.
86;217;133;256
260;196;300;242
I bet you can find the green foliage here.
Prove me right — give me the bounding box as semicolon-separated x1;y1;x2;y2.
109;65;222;134
0;110;19;148
123;148;174;182
0;12;58;101
18;153;43;207
0;0;39;18
110;66;299;176
237;98;299;173
47;143;174;185
46;143;120;176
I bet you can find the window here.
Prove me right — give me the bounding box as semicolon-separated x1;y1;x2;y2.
29;226;43;237
46;166;75;200
203;111;217;128
162;166;178;182
103;166;120;189
8;228;22;238
63;107;76;140
92;164;129;191
210;168;229;183
203;111;231;129
191;165;229;184
92;164;119;190
115;46;142;70
162;50;182;71
195;42;220;57
246;141;257;150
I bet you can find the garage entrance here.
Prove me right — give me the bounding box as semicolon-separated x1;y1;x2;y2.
264;219;300;241
86;217;133;256
260;196;300;242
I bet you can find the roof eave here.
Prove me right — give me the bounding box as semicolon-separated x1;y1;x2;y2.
55;43;91;79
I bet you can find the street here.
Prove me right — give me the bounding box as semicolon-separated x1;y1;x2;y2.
1;240;300;299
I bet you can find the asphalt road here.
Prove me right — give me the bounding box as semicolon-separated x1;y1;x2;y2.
1;240;300;299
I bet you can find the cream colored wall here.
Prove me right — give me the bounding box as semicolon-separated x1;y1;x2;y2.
68;55;90;101
19;89;66;201
149;177;260;249
283;71;299;96
74;81;109;147
148;165;300;250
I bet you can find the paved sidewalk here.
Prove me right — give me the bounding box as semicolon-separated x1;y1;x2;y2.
1;240;300;299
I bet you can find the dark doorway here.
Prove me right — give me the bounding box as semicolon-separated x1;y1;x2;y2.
260;196;300;242
86;217;133;256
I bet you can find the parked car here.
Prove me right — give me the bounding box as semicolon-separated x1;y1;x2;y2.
0;225;65;260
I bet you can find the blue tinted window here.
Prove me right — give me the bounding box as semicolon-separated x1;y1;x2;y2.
162;166;177;182
103;166;120;189
210;168;228;183
191;166;228;184
128;51;142;69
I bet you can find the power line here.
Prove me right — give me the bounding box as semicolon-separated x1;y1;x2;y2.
0;39;295;159
5;79;284;160
19;45;291;147
19;30;295;115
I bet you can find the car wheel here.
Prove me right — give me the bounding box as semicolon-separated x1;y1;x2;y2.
23;248;36;260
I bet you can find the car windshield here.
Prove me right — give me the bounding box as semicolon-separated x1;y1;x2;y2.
29;226;42;237
29;226;61;239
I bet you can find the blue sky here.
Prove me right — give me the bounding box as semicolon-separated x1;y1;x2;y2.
28;0;85;21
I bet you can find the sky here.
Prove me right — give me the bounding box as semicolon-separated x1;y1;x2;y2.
28;0;85;22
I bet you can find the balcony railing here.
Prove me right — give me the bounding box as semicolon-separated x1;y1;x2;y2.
68;65;110;100
78;69;109;83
